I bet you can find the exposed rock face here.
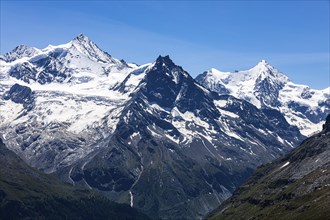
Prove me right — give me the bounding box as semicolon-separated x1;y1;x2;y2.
0;138;150;220
3;83;35;110
323;114;330;133
65;56;303;219
0;36;307;219
208;114;330;220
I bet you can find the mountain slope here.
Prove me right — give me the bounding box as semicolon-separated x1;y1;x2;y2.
66;55;303;219
0;36;305;219
0;35;142;172
0;138;149;220
196;60;330;136
208;114;330;220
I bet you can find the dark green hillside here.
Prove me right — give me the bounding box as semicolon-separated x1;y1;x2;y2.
0;138;149;220
208;115;330;220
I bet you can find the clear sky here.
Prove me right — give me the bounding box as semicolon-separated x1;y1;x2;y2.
1;1;329;89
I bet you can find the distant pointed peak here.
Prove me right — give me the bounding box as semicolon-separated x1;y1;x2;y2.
255;59;271;67
73;33;90;43
70;34;123;65
149;55;190;80
76;33;88;40
7;45;38;55
250;59;275;72
249;59;290;83
1;44;39;62
71;33;98;52
155;55;176;67
13;44;30;51
156;55;172;62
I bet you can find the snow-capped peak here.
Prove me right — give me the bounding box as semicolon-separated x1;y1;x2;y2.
247;60;288;81
73;33;90;44
0;45;40;63
71;34;99;52
0;34;133;87
250;59;270;72
256;59;268;66
200;60;288;85
196;60;330;136
69;34;122;65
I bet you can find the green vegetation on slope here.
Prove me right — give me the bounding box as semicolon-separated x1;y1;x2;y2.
208;115;330;220
0;139;149;220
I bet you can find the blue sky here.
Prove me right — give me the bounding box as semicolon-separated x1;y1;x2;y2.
1;1;329;89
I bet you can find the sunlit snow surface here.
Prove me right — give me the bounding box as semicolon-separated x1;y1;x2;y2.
0;36;151;171
198;60;329;136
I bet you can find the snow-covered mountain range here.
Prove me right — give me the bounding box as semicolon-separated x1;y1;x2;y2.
196;60;330;136
0;35;322;219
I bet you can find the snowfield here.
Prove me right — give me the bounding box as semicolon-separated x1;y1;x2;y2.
196;60;329;136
